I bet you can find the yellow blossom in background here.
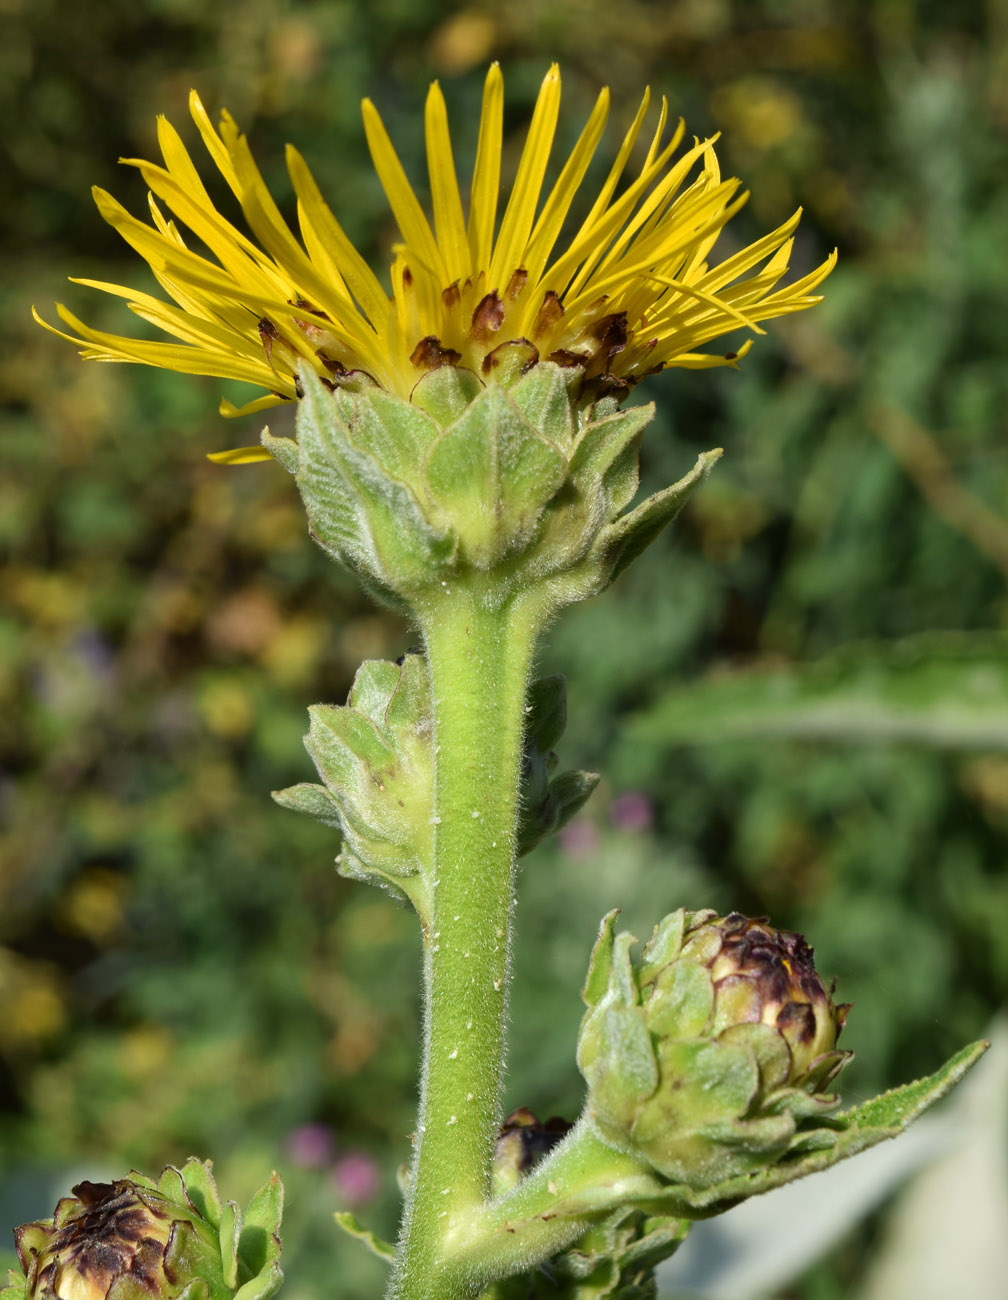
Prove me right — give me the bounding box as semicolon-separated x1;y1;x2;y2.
36;63;834;462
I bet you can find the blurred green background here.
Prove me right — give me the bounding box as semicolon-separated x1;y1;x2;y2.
3;1;1008;1297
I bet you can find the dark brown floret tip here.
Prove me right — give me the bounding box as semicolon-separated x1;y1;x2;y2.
317;351;349;376
258;318;281;366
34;1182;175;1298
589;312;629;359
532;291;564;339
470;292;505;342
410;336;462;370
719;916;830;1005
505;268;528;301
546;348;589;368
775;999;819;1044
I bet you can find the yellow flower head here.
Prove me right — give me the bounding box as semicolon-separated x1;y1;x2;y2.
36;64;834;462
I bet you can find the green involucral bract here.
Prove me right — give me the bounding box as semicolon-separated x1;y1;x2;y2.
577;909;851;1188
264;362;719;613
272;656;598;921
485;1207;689;1300
3;1161;282;1300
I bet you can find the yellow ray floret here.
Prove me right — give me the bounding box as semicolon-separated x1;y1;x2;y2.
36;63;835;458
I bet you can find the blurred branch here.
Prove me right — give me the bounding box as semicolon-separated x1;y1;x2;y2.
868;403;1008;582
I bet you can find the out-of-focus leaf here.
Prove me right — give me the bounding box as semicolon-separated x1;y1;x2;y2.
630;635;1008;751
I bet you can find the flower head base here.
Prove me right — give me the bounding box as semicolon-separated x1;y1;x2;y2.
4;1163;283;1300
36;65;834;456
577;909;851;1189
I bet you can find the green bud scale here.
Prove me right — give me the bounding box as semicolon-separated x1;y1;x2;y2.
578;909;851;1188
4;1163;282;1300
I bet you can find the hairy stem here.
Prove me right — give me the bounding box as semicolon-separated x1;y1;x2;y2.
389;581;548;1300
441;1119;658;1288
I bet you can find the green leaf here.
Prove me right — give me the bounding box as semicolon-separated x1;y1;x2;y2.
517;768;600;856
620;1214;690;1273
525;674;568;756
346;658;401;719
337;849;431;920
383;651;432;733
637;910;687;988
333;1211;396;1264
349;387;440;484
629;632;1008;751
156;1165;187;1202
296;365;454;590
306;705;395;787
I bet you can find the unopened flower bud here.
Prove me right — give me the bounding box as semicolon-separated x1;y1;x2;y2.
274;659;598;919
4;1163;282;1300
492;1108;572;1198
578;909;851;1188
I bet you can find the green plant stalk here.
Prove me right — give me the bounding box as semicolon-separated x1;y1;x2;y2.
441;1120;656;1286
390;579;550;1300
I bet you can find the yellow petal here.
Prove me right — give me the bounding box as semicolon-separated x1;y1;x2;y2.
550;126;701;302
219;393;286;418
207;446;275;463
39;71;834;418
286;145;391;329
424;81;470;284
633;273;765;334
51;303;288;388
187;90;242;197
362;98;446;285
521;86;609;288
467;63;504;276
489;63;561;288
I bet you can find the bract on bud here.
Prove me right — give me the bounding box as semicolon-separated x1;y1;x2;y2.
541;1209;688;1300
517;675;598;856
272;652;435;917
577;909;851;1188
3;1163;282;1300
269;364;717;613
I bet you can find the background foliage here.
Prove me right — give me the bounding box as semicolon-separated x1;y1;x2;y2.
2;2;1007;1297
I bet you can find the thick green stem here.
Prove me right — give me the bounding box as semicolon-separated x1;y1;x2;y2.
440;1119;659;1288
389;581;548;1300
